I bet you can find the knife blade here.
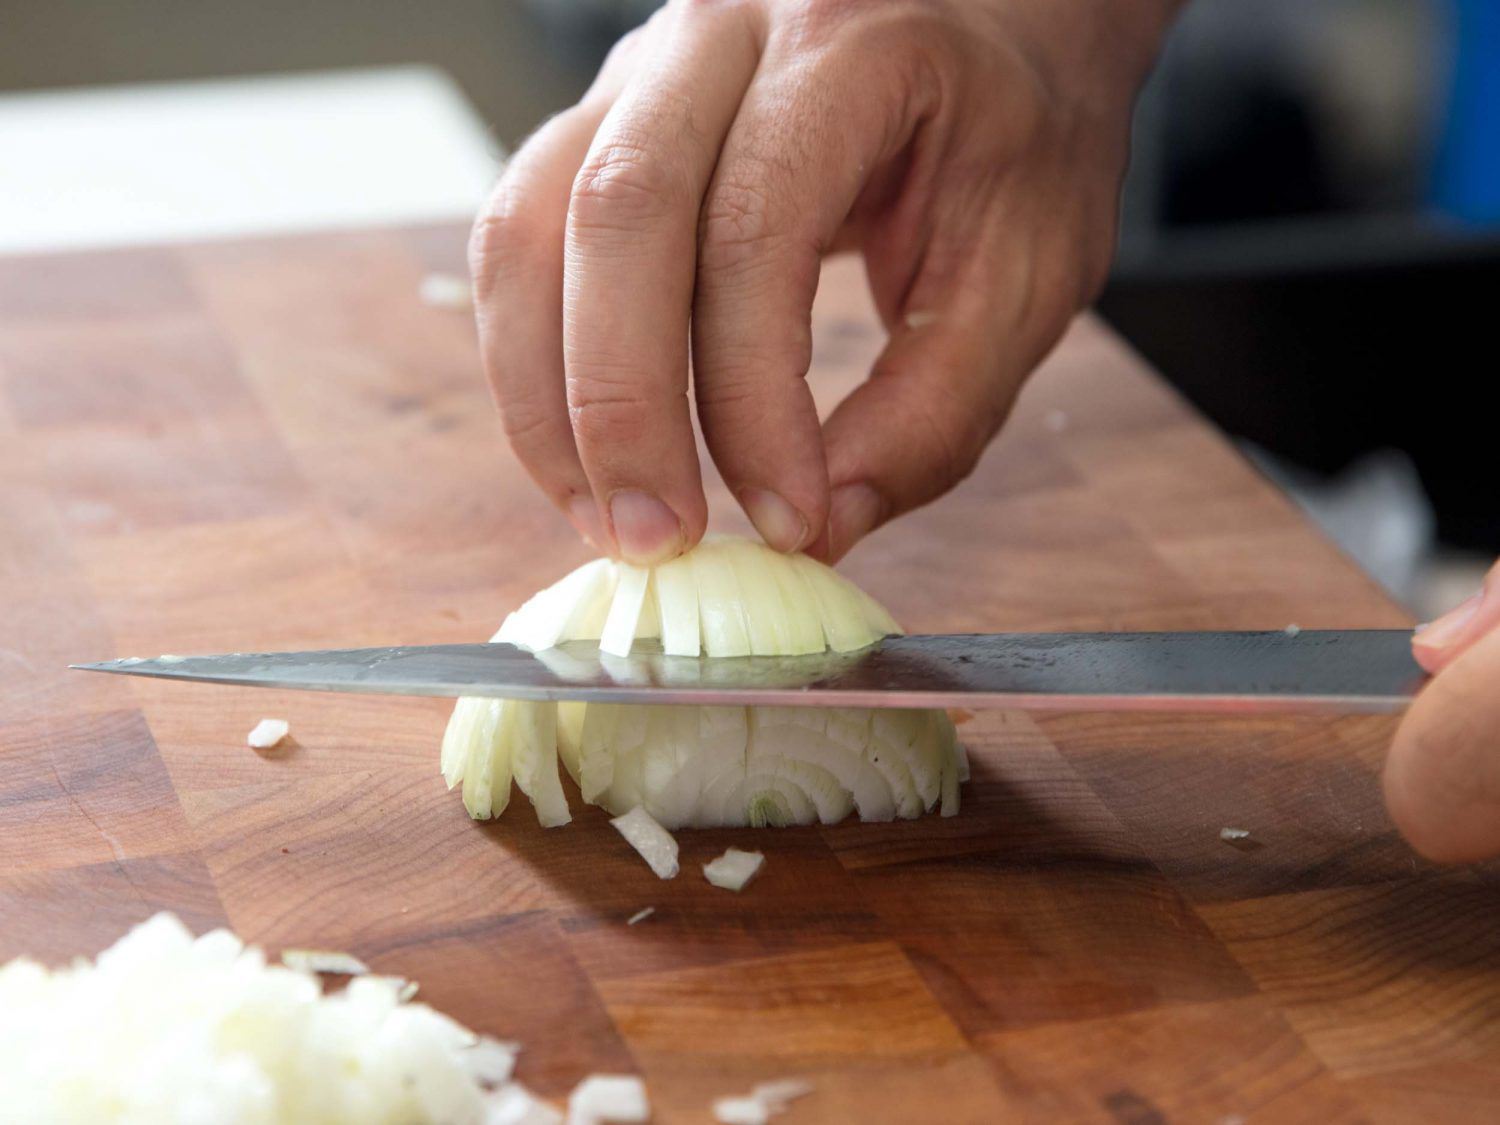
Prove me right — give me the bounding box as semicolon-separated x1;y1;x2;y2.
72;630;1424;714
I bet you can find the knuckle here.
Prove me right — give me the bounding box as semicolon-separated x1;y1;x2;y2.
698;174;790;273
571;95;700;233
496;396;561;451
694;324;813;401
568;396;651;451
566;364;678;449
571;141;688;232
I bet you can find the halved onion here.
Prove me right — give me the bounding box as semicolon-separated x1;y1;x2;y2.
441;536;964;829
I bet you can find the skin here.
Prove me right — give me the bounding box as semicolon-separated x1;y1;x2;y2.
1388;561;1500;863
470;0;1499;863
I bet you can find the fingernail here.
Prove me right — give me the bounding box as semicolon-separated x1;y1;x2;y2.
827;482;886;561
609;490;684;565
740;488;809;554
567;495;606;550
1414;589;1484;652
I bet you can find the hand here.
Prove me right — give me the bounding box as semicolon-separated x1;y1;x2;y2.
1386;559;1500;862
470;0;1178;563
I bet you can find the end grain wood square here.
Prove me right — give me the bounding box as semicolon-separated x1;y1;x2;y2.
0;853;225;962
978;996;1364;1123
1040;710;1434;902
858;859;1255;1036
0;710;195;873
0;320;254;429
1202;876;1500;1077
598;942;967;1060
78;509;389;653
0;248;196;322
180;770;557;944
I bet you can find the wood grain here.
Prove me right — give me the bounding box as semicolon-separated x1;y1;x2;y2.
1;224;1495;1123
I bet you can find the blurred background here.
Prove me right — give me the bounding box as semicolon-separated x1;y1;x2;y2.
1;0;1494;616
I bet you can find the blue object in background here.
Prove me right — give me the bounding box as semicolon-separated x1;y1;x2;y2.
1431;0;1500;225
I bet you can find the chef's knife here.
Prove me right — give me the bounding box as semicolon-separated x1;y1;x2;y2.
73;630;1424;715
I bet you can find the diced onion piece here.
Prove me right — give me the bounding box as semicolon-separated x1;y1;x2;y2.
1220;827;1251;842
247;718;289;750
625;907;655;926
713;1077;814;1124
713;1096;770;1125
280;948;369;975
600;564;651;657
751;1078;814;1108
418;272;474;310
610;806;679;879
487;1083;565;1125
702;848;765;891
567;1074;650;1123
463;1036;521;1086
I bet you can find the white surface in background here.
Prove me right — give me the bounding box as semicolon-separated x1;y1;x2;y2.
0;66;502;254
1245;443;1434;608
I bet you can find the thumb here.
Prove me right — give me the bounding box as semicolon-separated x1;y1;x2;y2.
1412;559;1500;673
1385;621;1500;863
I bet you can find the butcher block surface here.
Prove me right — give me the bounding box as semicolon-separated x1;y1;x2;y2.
2;225;1496;1123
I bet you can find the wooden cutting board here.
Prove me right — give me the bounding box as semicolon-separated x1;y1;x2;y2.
1;225;1496;1123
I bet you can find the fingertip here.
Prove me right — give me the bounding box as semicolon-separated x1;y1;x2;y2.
1410;637;1451;676
608;489;688;566
739;488;812;555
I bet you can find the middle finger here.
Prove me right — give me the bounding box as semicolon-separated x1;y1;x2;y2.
564;1;765;564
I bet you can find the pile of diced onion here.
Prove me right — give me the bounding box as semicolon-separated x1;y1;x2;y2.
0;913;641;1125
442;536;965;829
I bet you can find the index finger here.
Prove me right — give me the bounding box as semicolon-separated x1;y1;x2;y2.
564;4;763;564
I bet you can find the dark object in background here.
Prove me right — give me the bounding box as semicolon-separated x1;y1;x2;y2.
1100;220;1500;552
1106;0;1499;555
1161;69;1335;225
